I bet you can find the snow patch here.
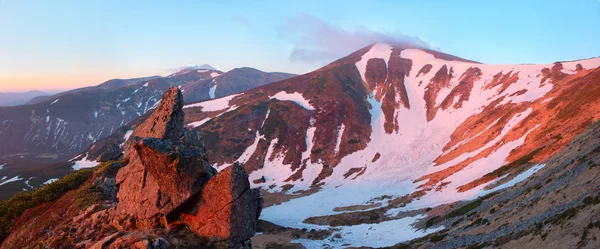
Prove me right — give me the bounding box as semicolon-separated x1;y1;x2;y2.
261;109;270;128
236;131;264;164
24;177;34;189
71;156;99;170
334;123;346;155
187;118;212;128
294;215;442;248
43;178;59;185
487;164;546;192
541;97;554;104
184;94;240;112
122;130;134;144
269;91;314;110
208;84;217;99
562;57;600;72
0;163;5;170
0;176;23;186
50;99;59;105
355;43;393;83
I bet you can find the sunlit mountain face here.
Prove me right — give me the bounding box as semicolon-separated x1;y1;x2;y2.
1;1;600;247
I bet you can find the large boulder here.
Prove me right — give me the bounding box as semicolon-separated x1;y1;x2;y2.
132;138;215;215
182;163;263;247
116;87;214;220
112;87;261;247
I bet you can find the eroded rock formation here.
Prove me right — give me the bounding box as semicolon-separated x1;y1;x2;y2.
113;87;262;247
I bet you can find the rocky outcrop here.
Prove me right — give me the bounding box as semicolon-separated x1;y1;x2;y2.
183;163;262;247
114;87;262;246
116;87;194;220
1;87;262;248
116;136;216;220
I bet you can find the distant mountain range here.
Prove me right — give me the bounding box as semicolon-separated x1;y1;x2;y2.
0;91;53;106
0;67;295;201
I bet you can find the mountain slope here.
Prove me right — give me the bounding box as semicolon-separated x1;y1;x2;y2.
0;68;295;157
176;43;600;247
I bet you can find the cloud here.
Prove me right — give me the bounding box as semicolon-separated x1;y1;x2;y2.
278;14;435;64
166;64;218;74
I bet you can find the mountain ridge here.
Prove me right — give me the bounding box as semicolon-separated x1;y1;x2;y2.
3;43;600;247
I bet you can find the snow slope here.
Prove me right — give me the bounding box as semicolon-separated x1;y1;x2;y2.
253;43;600;246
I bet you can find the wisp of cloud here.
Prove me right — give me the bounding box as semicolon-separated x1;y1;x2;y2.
278;14;434;64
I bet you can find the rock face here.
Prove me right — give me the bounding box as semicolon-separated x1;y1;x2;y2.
127;87;185;144
183;163;263;246
116;87;195;219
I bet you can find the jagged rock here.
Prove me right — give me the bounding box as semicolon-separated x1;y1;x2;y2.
115;87;214;220
182;163;263;247
123;87;185;156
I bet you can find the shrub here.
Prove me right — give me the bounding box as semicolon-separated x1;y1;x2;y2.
425;216;440;228
0;169;93;242
429;233;447;242
446;192;497;219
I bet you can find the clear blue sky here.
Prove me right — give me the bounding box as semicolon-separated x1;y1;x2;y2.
1;0;599;92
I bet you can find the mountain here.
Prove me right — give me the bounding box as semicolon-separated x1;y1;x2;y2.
1;88;262;248
0;68;295;158
74;42;600;247
0;91;50;106
180;67;296;103
0;67;295;202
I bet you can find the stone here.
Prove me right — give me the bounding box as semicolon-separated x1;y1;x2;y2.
130;138;214;216
115;87;214;220
182;163;263;246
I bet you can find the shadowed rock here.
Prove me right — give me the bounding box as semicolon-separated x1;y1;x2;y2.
97;142;123;162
